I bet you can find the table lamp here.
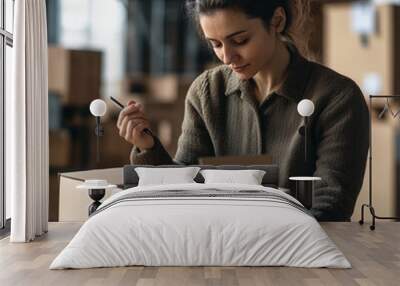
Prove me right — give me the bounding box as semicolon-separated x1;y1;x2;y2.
89;99;107;163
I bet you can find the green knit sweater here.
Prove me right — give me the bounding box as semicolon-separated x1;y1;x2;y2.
130;50;369;221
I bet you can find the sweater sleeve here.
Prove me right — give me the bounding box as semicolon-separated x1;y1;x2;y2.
311;82;369;221
129;134;175;165
173;73;215;164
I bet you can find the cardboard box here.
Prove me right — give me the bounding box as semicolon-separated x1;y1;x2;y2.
147;75;179;103
48;46;102;106
324;4;400;96
125;74;193;104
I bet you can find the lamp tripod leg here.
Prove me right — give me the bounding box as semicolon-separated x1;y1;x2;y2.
369;206;376;230
359;204;367;225
359;204;377;230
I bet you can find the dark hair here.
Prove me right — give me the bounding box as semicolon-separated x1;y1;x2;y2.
185;0;311;57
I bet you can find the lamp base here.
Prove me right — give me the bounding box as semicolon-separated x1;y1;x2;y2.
295;181;313;209
289;177;321;210
88;188;105;215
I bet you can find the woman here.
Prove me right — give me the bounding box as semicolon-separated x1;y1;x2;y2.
116;0;369;221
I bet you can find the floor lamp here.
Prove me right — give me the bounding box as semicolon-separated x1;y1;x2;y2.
288;100;321;210
359;95;400;230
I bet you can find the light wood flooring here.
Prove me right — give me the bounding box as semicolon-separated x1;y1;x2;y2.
0;222;399;286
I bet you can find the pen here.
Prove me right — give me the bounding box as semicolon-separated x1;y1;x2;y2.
110;96;124;109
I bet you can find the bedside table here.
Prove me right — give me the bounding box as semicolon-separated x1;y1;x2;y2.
58;168;124;222
289;176;322;209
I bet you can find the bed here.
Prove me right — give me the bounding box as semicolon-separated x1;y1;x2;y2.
49;165;350;269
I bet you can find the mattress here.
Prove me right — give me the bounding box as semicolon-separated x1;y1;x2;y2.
50;183;351;269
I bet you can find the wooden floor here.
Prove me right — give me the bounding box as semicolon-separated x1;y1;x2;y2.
0;222;399;286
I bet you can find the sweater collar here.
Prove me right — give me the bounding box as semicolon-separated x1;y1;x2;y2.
224;47;312;103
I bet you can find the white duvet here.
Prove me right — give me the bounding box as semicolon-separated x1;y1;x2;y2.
50;183;351;269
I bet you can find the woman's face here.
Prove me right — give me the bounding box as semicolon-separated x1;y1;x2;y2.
199;8;281;80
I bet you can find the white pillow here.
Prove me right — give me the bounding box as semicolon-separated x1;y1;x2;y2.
200;169;266;185
135;167;201;186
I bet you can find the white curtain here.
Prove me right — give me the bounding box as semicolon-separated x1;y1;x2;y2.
7;0;49;242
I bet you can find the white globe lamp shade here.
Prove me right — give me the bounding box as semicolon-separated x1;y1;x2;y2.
297;99;314;117
90;99;107;117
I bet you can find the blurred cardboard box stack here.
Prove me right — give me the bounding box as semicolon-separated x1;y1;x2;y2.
324;4;400;97
48;46;102;106
323;3;400;221
48;45;103;221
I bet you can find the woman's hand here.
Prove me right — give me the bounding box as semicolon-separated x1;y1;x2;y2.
117;100;154;150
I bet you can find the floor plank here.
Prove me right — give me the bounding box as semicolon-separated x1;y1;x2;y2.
0;222;399;286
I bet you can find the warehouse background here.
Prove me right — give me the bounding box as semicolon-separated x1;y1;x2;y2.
44;0;400;222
